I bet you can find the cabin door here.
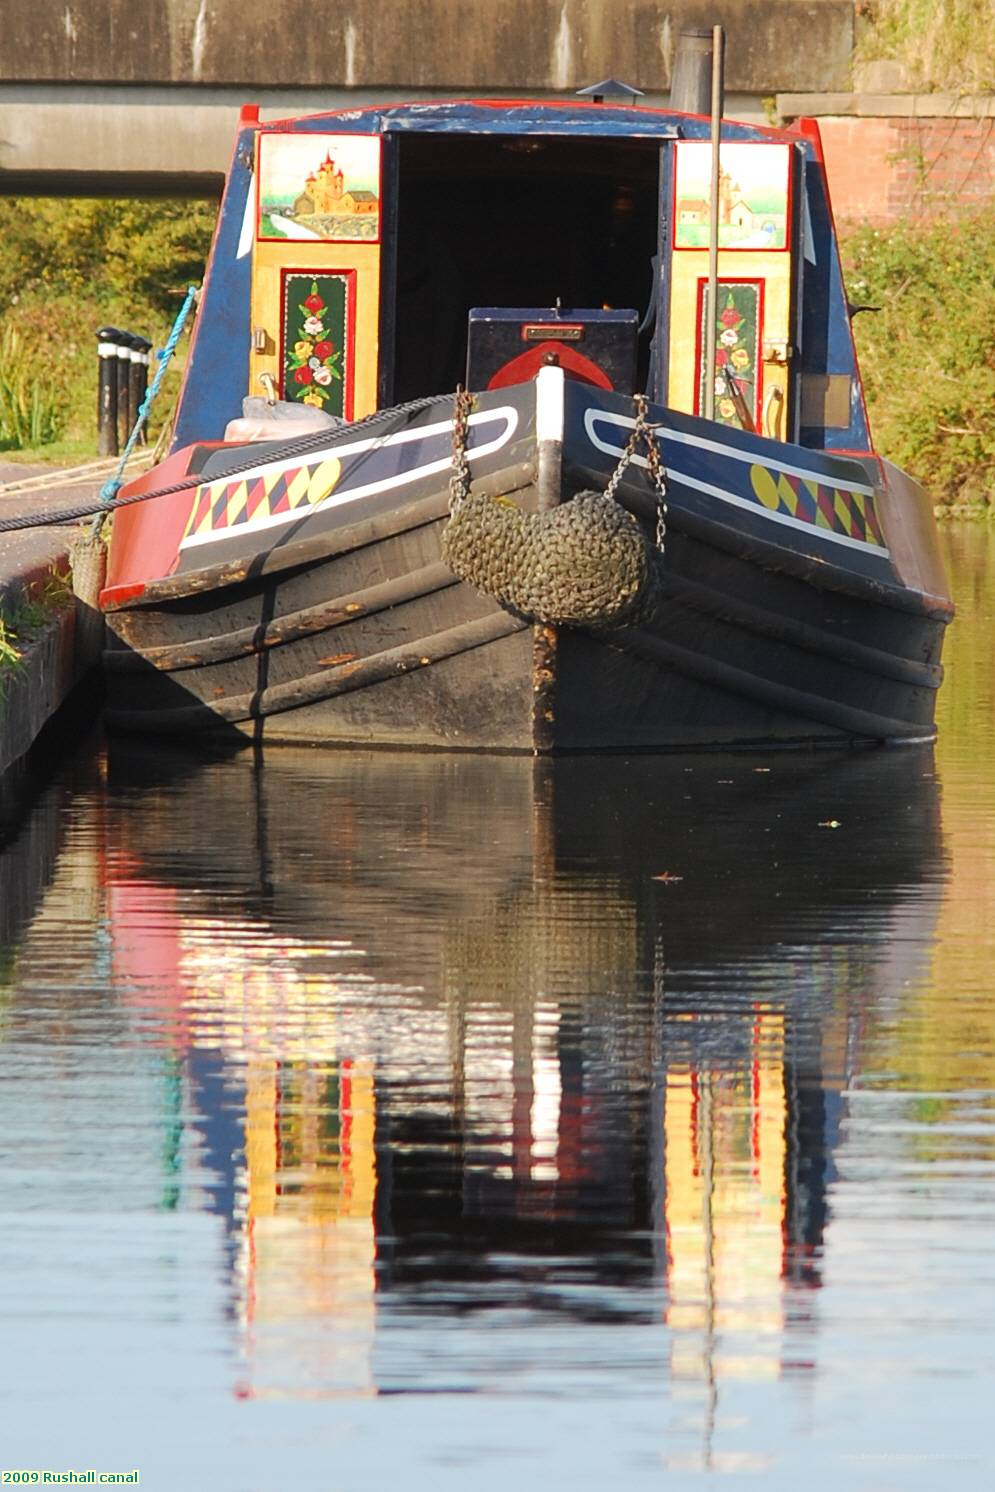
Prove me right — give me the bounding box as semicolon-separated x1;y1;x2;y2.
661;137;802;441
247;129;385;421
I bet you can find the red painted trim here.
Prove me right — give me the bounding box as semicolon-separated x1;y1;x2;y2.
278;267;358;421
673;140;794;254
256;132;383;246
344;271;357;422
100;581;147;608
487;341;613;390
692;275;765;429
791;116;825;163
101;443;218;603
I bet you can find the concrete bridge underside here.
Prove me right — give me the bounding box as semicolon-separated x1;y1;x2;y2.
0;0;853;195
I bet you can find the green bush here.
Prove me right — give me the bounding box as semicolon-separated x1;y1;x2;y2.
841;212;995;506
0;196;215;455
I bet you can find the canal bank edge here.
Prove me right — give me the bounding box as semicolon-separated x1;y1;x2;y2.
0;549;77;780
0;460;96;780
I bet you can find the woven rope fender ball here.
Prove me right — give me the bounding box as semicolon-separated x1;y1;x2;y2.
441;489;660;627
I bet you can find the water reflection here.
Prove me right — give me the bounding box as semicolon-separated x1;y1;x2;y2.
0;735;944;1429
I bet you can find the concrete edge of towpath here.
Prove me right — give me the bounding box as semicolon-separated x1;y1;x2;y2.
0;460;103;781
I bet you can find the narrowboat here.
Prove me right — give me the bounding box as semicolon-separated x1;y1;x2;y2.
99;92;953;751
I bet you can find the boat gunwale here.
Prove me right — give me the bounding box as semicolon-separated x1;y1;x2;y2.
100;462;535;611
567;459;955;623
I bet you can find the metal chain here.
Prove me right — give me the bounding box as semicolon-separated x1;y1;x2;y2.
603;393;667;557
449;386;474;513
644;415;668;556
602;416;643;504
447;383;667;556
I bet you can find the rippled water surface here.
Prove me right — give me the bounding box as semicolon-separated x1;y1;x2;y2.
2;527;994;1489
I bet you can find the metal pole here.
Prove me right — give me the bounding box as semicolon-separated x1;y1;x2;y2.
115;331;136;450
96;326;121;457
130;336;152;445
703;24;725;422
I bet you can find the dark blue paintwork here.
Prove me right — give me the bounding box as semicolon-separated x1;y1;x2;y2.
172;127;255;450
562;381;893;585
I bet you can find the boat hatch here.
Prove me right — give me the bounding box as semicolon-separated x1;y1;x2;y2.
388;132;662;403
243;120;803;442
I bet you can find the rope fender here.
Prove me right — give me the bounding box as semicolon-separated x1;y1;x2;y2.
441;488;661;628
441;387;667;629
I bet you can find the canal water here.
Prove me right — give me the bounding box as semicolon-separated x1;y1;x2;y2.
1;527;993;1490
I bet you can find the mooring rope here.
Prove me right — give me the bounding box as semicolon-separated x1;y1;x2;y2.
97;286;201;510
0;392;449;535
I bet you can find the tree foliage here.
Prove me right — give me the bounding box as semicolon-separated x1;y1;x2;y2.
842;211;995;506
0;197;215;451
0;197;215;317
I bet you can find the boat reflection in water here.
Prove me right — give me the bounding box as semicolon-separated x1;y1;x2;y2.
101;742;941;1415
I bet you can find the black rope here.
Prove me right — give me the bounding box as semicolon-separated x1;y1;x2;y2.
0;393;448;535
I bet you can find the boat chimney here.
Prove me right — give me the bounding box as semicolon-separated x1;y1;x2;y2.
669;26;713;115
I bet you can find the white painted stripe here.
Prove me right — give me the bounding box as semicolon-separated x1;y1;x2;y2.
585;408;878;497
535;365;565;444
193;404;519;488
179;405;520;551
236;182;255;260
98;343;118;357
583;410;889;559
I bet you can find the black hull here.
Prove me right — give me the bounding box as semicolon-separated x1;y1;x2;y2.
102;384;951;753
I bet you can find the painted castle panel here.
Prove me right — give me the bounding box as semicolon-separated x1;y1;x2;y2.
674;142;790;251
258;134;381;243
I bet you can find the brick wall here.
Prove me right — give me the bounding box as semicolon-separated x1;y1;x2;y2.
785;104;995;224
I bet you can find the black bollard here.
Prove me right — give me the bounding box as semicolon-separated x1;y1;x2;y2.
96;326;122;457
669;26;713;115
115;331;137;450
129;336;152;444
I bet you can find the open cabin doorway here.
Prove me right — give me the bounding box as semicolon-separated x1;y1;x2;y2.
386;130;664;404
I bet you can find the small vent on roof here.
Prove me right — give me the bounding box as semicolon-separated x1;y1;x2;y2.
576;79;645;105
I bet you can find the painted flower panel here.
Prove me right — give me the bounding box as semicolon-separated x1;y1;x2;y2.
282;273;350;417
697;280;761;431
